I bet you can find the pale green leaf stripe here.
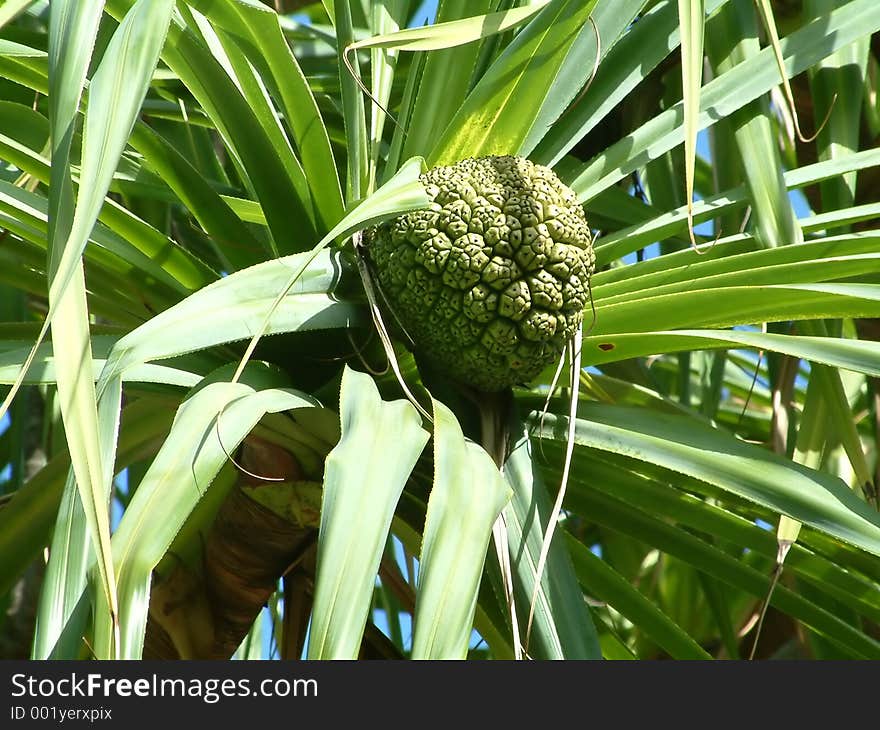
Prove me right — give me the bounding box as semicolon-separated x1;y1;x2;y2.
0;39;45;56
308;367;429;659
564;534;711;660
41;0;114;658
677;0;705;238
583;328;880;378
411;400;510;660
502;419;601;659
566;0;880;202
48;0;174;322
346;1;549;53
535;406;880;558
102;382;318;658
430;0;599;165
32;471;87;660
0;0;35;29
595;148;880;264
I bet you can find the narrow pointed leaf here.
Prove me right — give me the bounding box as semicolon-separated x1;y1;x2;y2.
677;0;705;243
348;2;549;55
533;406;880;558
583;328;880;378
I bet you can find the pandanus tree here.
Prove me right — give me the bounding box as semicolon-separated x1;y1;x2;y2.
1;0;880;660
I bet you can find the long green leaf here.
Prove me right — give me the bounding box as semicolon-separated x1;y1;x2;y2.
308;366;429;659
549;448;880;627
805;0;869;212
335;0;368;202
707;0;802;250
677;0;705;246
126;122;265;272
348;1;549;56
533;406;880;558
594;232;880;300
48;0;174;329
429;0;599;164
40;0;108;658
0;178;201;305
100;379;319;658
591;283;880;337
101;249;357;378
582;328;880;379
565;0;880;202
400;0;497;163
565;534;712;660
101;156;430;380
0;0;35;28
39;0;175;658
187;0;344;230
25;396;178;658
103;0;313;255
411;399;510;659
501;418;601;659
192;11;315;240
534;0;727;167
565;484;880;658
